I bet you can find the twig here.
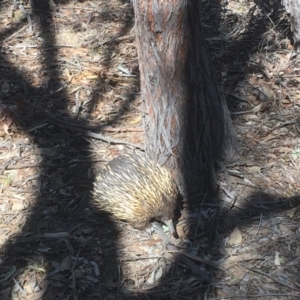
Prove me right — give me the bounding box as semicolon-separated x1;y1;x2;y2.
211;293;300;299
254;214;263;237
178;254;216;283
268;119;299;134
91;33;134;46
6;159;108;170
2;24;29;43
71;251;80;300
101;126;143;132
82;131;144;149
167;248;222;270
252;268;300;291
0;159;14;175
22;100;144;150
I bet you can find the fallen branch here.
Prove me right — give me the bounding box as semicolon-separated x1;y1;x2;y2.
22;99;144;150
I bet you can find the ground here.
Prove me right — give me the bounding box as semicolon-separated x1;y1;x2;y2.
0;0;300;299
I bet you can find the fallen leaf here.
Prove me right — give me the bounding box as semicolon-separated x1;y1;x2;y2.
279;224;293;235
286;207;298;219
247;166;261;173
148;266;163;284
295;247;300;256
25;280;48;300
11;202;26;211
1;82;10;94
128;116;142;124
223;253;263;268
228;227;242;245
61;256;73;271
252;103;263;113
274;251;281;266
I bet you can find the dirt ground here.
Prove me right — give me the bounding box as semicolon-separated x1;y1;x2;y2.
1;0;300;299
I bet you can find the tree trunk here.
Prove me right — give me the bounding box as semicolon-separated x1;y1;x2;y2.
282;0;300;49
133;0;237;201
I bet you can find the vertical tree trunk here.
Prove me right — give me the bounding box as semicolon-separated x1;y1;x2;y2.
282;0;300;49
133;0;237;201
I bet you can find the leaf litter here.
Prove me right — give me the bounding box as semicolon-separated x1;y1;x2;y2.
1;0;300;299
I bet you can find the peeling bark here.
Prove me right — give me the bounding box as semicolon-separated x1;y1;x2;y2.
133;0;237;201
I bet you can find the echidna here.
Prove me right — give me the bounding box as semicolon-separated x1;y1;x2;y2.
92;153;178;234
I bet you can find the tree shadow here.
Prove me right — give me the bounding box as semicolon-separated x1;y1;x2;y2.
0;0;298;299
0;0;137;299
137;0;300;298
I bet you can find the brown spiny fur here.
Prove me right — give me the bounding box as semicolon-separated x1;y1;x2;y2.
92;154;178;230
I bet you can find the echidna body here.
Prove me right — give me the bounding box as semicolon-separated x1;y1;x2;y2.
93;154;178;233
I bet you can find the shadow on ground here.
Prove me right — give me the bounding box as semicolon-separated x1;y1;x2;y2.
0;0;131;298
0;0;298;299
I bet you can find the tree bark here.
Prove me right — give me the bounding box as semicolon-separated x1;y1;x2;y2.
133;0;237;201
282;0;300;49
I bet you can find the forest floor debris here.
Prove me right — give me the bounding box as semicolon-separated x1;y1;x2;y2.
1;0;300;299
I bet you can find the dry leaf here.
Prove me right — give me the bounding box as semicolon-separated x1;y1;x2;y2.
0;287;11;298
11;202;26;211
295;247;300;256
25;280;48;300
252;103;263;113
279;224;293;235
223;253;263;268
176;222;188;239
1;82;10;94
128;115;142;124
274;251;281;266
228;227;242;245
3;124;11;135
247;166;261;173
148;266;163;284
44;232;70;238
61;256;73;271
286;207;297;218
260;134;276;143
